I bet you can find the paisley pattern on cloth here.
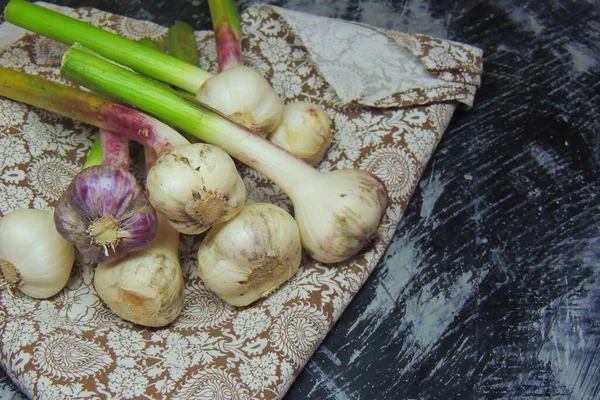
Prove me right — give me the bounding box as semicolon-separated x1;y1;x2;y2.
0;3;482;399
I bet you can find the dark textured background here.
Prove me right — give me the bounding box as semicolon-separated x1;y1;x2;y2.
1;0;599;399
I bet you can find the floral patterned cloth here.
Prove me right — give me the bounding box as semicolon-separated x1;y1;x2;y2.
0;3;482;399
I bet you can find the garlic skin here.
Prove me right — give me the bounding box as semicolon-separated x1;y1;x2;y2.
54;164;158;264
268;102;332;166
94;214;184;327
0;209;74;299
197;203;302;307
147;143;247;235
292;170;389;263
195;66;284;137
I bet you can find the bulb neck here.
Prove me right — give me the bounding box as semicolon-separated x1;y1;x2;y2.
206;119;322;196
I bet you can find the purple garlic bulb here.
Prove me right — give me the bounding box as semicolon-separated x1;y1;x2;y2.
54;165;158;263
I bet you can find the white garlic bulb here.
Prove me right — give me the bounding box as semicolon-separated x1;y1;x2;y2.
0;208;74;299
292;169;388;263
197;202;302;307
268;102;332;166
195;66;284;137
94;214;184;327
147;143;247;235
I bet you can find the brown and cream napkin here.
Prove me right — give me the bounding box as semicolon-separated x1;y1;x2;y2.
0;3;482;399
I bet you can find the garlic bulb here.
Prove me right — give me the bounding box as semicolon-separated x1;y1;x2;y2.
147;143;247;234
197;203;302;307
0;209;74;299
94;214;184;327
268;102;332;166
195;66;284;137
54;164;158;264
292;169;388;263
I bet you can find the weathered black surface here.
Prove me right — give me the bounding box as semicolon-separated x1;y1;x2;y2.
0;0;599;399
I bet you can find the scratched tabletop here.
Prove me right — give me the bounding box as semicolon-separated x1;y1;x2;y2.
1;0;599;399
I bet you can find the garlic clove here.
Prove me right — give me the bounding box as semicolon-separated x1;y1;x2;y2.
0;209;75;299
292;169;389;263
94;213;184;327
195;66;284;137
147;143;247;235
268;102;332;166
197;202;302;307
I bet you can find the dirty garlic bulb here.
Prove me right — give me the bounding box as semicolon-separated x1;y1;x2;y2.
195;66;284;137
94;214;184;327
268;102;332;166
197;203;302;307
147;143;247;234
0;209;74;299
292;169;388;263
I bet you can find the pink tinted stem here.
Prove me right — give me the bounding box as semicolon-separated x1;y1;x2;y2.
208;0;243;71
100;129;130;169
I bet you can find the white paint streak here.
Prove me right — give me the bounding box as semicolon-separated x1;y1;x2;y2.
346;231;422;338
307;363;354;400
496;43;519;53
399;269;488;374
537;241;600;400
507;7;545;36
396;0;448;38
564;42;598;75
529;144;561;175
419;172;446;221
320;346;343;367
270;0;353;19
348;349;362;365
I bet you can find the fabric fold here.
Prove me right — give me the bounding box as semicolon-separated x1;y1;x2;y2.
267;5;482;108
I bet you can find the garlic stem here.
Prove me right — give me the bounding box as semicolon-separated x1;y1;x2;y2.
100;129;130;170
84;134;103;169
0;66;189;155
5;0;282;136
167;21;200;67
136;37;166;53
0;209;75;299
4;0;211;93
208;0;244;71
61;48;389;263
